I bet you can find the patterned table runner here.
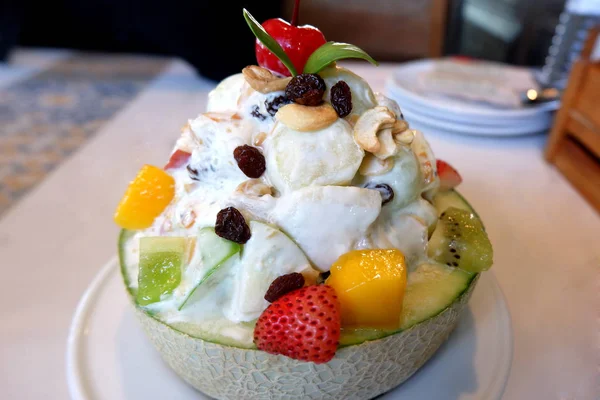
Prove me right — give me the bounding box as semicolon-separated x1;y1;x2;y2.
0;53;168;216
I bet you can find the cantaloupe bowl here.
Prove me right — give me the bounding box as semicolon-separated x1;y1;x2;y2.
119;190;482;400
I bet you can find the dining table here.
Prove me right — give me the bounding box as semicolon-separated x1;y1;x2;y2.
0;49;598;400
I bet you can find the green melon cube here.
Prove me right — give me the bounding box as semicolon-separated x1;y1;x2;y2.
137;237;187;306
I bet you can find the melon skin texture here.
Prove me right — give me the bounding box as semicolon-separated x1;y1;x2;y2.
127;276;478;400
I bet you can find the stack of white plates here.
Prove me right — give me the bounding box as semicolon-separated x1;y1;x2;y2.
385;59;560;137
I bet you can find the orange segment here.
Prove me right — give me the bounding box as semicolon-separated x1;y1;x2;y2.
326;249;407;330
114;165;175;230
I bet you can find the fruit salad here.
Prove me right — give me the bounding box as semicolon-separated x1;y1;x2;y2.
116;8;493;367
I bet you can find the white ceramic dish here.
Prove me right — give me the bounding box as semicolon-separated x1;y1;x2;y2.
386;83;554;128
66;257;513;400
384;59;559;134
401;105;551;136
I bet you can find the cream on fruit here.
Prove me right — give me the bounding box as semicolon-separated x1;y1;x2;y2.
124;65;440;332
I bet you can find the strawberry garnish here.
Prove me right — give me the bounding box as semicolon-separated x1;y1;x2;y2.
164;149;191;170
436;159;462;191
254;285;341;364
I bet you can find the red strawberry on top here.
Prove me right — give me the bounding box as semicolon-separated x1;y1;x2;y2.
437;159;462;191
254;285;341;364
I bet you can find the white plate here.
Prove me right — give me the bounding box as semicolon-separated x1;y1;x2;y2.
67;258;513;400
386;83;554;127
402;107;551;136
405;112;548;137
386;59;559;119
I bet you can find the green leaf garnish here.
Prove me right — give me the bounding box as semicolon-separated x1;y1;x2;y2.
303;42;378;74
243;9;297;76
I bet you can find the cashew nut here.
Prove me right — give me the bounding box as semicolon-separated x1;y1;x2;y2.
394;128;415;145
236;179;272;197
375;127;400;160
242;65;291;94
358;153;395;176
354;106;412;159
354;106;396;153
275;103;338;132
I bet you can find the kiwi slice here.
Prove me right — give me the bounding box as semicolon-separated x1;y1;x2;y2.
428;207;493;273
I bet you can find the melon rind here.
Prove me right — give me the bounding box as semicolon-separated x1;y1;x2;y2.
127;275;478;400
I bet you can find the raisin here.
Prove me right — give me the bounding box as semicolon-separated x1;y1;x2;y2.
265;95;291;116
330;80;352;117
285;74;326;106
233;145;266;178
364;183;394;205
264;273;305;303
215;207;251;244
251;105;266;121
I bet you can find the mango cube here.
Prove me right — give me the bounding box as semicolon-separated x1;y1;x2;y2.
114;165;175;230
326;249;407;329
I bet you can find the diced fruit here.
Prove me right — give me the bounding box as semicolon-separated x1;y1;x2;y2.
400;263;473;329
114;165;175;230
432;189;471;215
338;262;473;345
272;186;381;271
179;228;241;310
254;285;341;364
225;221;315;322
326;249;407;330
255;18;327;77
206;73;246;113
164;149;191;170
118;229;138;299
368;214;429;267
436;159;462;191
265;118;364;193
353;146;420;210
411;131;438;194
428;207;493;273
321;66;377;118
137;237;188;306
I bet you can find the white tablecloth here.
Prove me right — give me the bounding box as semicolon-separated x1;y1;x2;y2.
0;50;598;399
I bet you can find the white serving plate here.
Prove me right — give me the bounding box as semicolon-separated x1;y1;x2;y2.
402;105;551;136
385;59;559;130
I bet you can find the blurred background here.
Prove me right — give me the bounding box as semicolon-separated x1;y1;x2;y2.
0;0;599;217
0;0;577;81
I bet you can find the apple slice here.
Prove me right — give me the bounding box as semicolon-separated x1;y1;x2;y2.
368;213;429;268
137;237;188;306
178;228;241;310
436;159;462;191
164;149;191;170
265;118;363;193
225;221;316;322
321;66;377;118
271;186;381;271
353;146;421;210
